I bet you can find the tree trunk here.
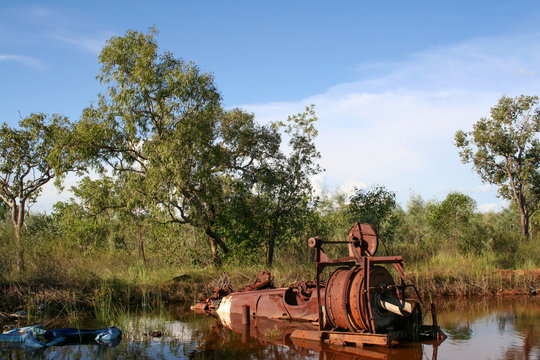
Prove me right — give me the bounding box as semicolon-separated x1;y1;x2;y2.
520;211;530;238
13;225;22;275
10;200;25;275
208;237;221;265
267;211;280;267
205;227;229;265
136;225;147;266
517;198;530;238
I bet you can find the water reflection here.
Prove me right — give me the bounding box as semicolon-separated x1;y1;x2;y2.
1;297;539;359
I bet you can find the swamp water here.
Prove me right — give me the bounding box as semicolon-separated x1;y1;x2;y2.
1;296;539;359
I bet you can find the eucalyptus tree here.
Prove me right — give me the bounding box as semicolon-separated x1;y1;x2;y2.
0;113;81;273
258;105;321;267
79;28;281;263
455;95;540;237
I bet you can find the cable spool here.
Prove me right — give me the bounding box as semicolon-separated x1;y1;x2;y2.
347;223;378;259
325;265;404;333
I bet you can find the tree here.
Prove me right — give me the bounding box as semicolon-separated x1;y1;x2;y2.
0;113;81;273
348;185;397;246
257;105;322;266
455;95;540;237
426;192;476;250
79;28;281;264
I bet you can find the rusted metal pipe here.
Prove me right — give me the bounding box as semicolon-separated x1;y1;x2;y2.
377;296;413;316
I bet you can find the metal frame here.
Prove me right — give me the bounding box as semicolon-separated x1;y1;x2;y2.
310;236;410;333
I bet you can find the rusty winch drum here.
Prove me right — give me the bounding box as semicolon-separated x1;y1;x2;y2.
323;223;414;332
325;265;406;332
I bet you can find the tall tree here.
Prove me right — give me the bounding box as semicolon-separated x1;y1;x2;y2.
258;105;321;266
0;113;80;273
455;95;540;237
79;28;281;263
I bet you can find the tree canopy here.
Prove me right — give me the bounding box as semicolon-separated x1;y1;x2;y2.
77;28;322;264
455;95;540;237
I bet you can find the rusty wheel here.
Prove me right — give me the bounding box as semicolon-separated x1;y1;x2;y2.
347;222;379;259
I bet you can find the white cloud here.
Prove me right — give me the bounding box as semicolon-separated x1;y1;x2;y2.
478;201;508;213
475;184;492;193
310;173;325;197
31;169;105;213
517;67;536;75
49;31;111;54
241;32;540;208
29;173;80;213
340;180;367;197
26;32;540;212
0;54;42;68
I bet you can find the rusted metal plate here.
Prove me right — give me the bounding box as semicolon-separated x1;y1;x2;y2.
192;302;209;312
349;266;368;332
256;294;289;319
243;270;274;291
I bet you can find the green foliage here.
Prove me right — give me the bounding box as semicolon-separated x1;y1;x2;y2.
78;28;289;264
348;185;398;246
0;114;77;209
455;95;540;237
0;201;7;221
257;105;322;266
426;192;476;251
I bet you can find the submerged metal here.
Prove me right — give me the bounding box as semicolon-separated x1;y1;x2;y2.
194;222;446;348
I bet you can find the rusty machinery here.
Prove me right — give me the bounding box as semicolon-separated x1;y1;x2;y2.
294;222;445;346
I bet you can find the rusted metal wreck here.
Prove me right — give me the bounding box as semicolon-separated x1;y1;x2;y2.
194;222;446;348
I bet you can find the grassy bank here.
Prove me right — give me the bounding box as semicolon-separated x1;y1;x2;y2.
408;252;540;296
1;249;539;322
0;249;314;318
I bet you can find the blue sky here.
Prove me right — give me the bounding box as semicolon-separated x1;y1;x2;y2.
1;1;540;212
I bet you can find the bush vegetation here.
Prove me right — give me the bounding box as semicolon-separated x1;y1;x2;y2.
1;188;539;309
